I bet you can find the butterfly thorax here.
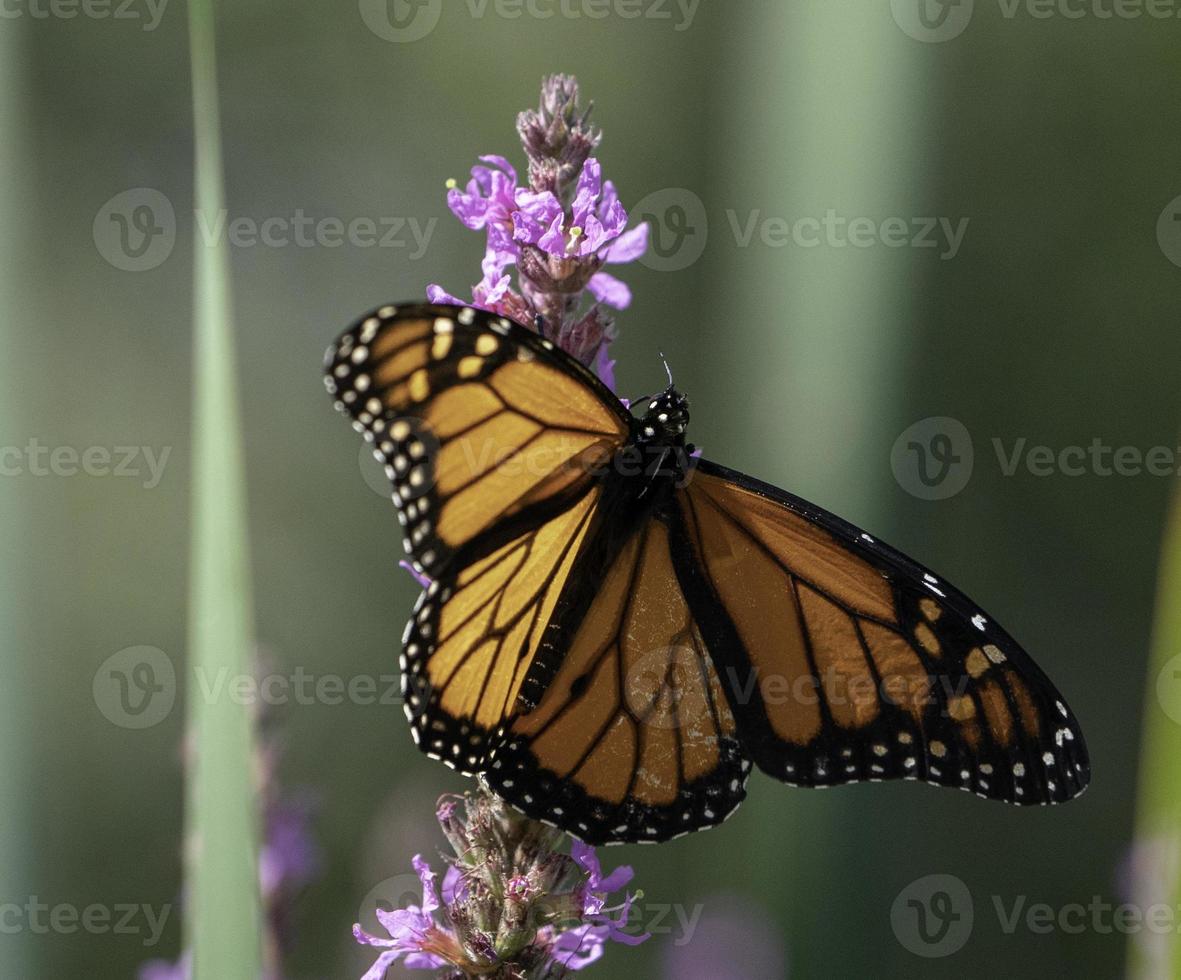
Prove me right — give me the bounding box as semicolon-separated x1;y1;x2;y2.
628;385;692;490
636;385;689;443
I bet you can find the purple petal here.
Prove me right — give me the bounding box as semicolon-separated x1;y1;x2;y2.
473;274;512;307
536;213;569;256
596;195;628;241
441;865;468;905
425;284;464;306
576;158;603;204
398;560;432;590
587;272;632;310
359;949;402;980
598;177;619;211
551;924;607;971
577;213;611;255
511;190;563;246
603;222;649;263
412;854;440;915
477;153;517;184
353;923;396;949
596;865;634;895
571;841;601;879
446;184;490;230
403;951;448;970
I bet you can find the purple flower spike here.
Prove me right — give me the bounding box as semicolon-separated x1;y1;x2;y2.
428;74;647;385
353;785;648;978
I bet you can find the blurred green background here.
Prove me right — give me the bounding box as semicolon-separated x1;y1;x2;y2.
4;0;1181;976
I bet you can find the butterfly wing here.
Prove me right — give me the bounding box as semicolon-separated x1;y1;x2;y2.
326;303;631;768
486;511;750;845
672;459;1090;805
325;303;630;577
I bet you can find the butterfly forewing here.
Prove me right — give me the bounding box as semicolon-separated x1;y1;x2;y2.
673;460;1090;805
325;303;629;578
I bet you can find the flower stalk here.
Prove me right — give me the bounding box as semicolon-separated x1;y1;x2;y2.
361;75;652;978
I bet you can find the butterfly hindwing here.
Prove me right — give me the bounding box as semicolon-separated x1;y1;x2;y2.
402;487;604;773
486;513;750;845
673;459;1089;805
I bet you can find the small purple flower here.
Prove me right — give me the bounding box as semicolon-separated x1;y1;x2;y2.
353;855;453;976
571;839;635;916
446;155;519;234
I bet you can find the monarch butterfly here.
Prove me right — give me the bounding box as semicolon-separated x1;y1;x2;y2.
325;302;1090;845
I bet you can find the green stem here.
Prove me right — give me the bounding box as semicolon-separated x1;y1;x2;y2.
1128;468;1181;980
183;0;264;976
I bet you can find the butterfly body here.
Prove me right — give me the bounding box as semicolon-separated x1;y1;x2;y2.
327;303;1090;845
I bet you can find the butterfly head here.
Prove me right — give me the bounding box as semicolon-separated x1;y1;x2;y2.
638;386;690;445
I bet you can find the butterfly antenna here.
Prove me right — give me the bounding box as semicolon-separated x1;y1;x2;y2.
659;350;674;387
